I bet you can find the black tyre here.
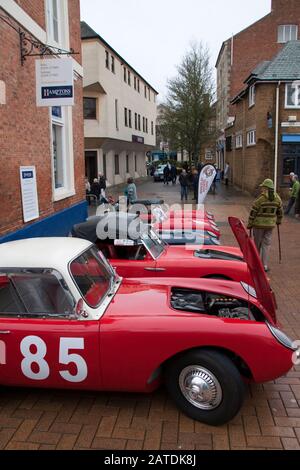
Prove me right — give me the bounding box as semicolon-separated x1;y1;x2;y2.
165;349;245;426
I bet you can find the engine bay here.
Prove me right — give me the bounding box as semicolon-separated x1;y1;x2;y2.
170;287;262;321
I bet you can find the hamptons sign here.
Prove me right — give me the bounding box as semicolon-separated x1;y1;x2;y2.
36;58;74;107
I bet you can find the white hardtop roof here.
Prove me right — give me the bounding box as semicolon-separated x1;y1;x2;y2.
0;238;93;270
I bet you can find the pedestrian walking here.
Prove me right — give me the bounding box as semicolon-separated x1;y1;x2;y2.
163;164;170;185
192;169;199;201
98;173;107;200
247;179;283;272
285;175;300;215
289;172;295;188
171;164;177;185
90;178;101;202
224;162;231;187
179;170;189;202
124;177;137;205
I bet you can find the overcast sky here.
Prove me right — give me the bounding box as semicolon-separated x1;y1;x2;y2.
80;0;271;100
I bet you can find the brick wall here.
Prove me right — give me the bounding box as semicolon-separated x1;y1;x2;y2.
226;82;300;197
230;0;300;102
0;1;85;238
15;0;46;29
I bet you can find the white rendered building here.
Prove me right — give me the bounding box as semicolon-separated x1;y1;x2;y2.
81;22;158;186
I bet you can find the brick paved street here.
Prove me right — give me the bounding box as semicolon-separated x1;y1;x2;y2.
1;179;300;450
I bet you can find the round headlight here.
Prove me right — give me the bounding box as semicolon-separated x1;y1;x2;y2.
267;323;296;351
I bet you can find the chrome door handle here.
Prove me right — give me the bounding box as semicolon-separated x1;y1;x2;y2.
0;331;11;335
144;268;166;272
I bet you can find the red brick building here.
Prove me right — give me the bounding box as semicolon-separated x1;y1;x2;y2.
216;0;300;169
0;0;86;242
225;41;300;196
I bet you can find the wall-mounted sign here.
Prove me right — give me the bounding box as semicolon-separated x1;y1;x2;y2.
20;166;39;223
36;58;74;107
281;122;300;128
132;135;144;144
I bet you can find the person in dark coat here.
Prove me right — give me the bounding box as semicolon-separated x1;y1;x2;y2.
90;178;101;201
163;165;170;185
170;165;177;185
192;169;199;201
179;170;189;202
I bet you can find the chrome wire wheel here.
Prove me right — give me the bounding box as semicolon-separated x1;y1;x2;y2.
179;365;223;410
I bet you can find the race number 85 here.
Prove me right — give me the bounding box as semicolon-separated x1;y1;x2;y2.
20;336;88;383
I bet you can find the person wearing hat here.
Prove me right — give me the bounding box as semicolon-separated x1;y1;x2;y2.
285;175;300;215
247;179;283;272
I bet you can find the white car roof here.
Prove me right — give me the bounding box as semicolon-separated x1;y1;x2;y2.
0;238;93;270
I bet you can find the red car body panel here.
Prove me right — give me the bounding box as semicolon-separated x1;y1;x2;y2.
154;219;220;237
99;278;291;392
229;217;277;322
109;245;252;285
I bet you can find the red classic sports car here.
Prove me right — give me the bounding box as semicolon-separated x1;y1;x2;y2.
72;213;250;284
0;218;297;425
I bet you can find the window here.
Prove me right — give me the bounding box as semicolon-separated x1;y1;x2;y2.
115;99;119;131
144;85;147;98
226;136;232;152
285;82;300;108
115;154;120;175
126;155;129;173
135;155;137;172
135;113;138;130
128;109;132;128
0;269;75;317
46;0;60;43
111;56;115;73
151;121;154;135
148;88;151;101
124;67;127;82
142;117;145;132
138;114;141;131
278;25;298;43
247;129;256;146
249;85;255;107
145;118;148;133
52;106;65;189
124;108;128;127
83;98;97;120
137;79;140;93
70;247;111;309
128;70;131;86
105;51;109;69
235;134;243;149
134;77;137;90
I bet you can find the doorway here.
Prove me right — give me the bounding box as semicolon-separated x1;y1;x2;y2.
85;151;98;184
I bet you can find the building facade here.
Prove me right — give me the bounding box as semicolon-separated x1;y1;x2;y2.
225;41;300;196
0;0;86;242
216;0;300;169
81;22;158;186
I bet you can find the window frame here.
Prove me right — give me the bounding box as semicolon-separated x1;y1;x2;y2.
278;25;298;43
115;154;120;175
0;268;75;318
235;133;243;149
83;97;97;120
124;107;128;127
105;50;109;69
247;129;256;147
249;85;255;108
285;82;300;109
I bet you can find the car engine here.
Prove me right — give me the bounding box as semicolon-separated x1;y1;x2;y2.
170;288;256;320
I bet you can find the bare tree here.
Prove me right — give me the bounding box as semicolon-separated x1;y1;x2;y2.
161;42;215;166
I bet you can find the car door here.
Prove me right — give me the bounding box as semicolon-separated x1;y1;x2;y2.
0;269;100;390
109;245;157;278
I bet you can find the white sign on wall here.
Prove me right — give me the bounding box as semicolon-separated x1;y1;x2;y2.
20;166;40;223
36;58;74;107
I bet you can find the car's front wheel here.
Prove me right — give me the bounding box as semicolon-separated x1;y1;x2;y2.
165;349;245;426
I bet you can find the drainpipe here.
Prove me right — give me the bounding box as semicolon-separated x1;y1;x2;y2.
274;81;281;192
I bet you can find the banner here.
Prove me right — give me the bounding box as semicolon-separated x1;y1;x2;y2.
36;58;74;107
197;164;217;206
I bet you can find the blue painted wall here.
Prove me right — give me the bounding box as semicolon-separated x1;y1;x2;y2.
0;201;88;244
